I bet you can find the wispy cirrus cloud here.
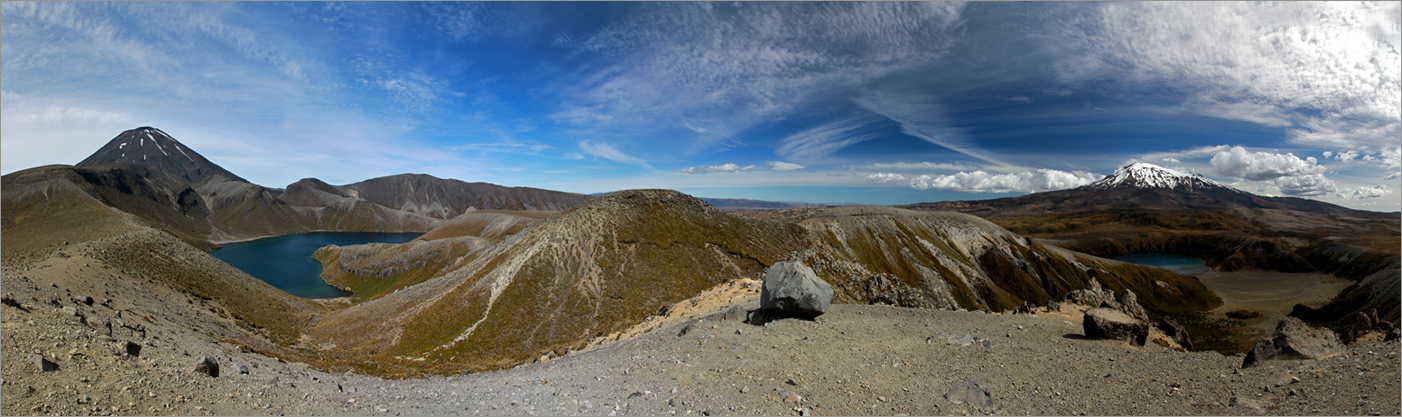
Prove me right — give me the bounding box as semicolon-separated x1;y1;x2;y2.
679;163;756;175
1057;2;1400;149
556;2;967;152
579;140;651;169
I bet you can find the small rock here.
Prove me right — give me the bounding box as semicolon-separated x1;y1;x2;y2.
236;363;250;375
78;394;92;404
944;378;992;408
722;305;747;321
783;394;803;404
194;356;220;378
1;294;24;309
786;378;800;386
740;386;750;394
678;323;695;337
30;354;58;372
125;341;142;357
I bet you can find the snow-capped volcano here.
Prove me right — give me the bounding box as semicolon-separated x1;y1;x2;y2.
1085;162;1227;193
77;126;247;185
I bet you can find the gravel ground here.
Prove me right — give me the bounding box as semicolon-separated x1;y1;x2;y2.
3;243;1399;416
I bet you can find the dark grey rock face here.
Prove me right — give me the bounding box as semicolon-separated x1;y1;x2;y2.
1157;318;1192;350
759;261;834;319
1083;308;1148;346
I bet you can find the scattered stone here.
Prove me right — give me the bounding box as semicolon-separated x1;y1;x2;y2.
30;354;59;372
125;341;142;357
77;394;92;404
722;305;747;321
73;295;94;306
1157;318;1193;350
1011;302;1035;315
1386;328;1400;342
236;363;250;375
1044;301;1061;313
1229;396;1268;414
740;386;750;394
759;261;834;319
1083;308;1149;346
786;378;800;386
194;356;220;378
2;294;24;309
783;394;804;404
677;322;696;337
944;378;992;408
1242;317;1345;368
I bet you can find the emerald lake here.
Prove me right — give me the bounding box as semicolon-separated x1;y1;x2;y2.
211;232;422;299
1106;254;1209;275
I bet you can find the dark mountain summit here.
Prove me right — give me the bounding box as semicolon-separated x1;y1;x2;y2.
77;127;247;185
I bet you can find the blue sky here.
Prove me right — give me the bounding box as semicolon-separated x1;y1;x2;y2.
3;2;1399;211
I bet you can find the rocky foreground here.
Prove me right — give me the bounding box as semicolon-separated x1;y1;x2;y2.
3;262;1398;416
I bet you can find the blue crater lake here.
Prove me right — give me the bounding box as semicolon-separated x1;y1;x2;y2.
211;232;422;299
1106;254;1209;275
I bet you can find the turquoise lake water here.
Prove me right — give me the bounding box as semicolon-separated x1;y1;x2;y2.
211;232;422;299
1106;254;1209;275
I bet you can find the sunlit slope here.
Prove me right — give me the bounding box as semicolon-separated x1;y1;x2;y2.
310;190;812;373
307;191;1220;375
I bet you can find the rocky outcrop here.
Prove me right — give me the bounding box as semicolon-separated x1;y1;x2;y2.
759;261;834;318
1157;318;1192;350
1065;278;1116;307
1119;289;1148;321
1242;317;1345;368
1083;308;1148;346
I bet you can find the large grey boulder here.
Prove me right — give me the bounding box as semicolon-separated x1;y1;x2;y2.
1083;308;1149;346
760;261;834;319
1242;317;1344;368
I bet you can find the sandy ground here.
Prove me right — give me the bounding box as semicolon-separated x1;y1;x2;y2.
1196;271;1355;342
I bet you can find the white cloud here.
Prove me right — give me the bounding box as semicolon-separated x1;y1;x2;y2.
865;173;906;183
579;140;651;168
1209;146;1324;181
1161;157;1180;163
898;169;1098;193
768;161;805;171
679;163;756;174
1338;185;1392;200
1062;2;1401;149
1271;174;1336;197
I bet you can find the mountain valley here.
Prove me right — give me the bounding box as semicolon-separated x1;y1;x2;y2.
2;128;1398;415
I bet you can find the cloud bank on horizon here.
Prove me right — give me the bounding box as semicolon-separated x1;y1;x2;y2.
2;2;1398;210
